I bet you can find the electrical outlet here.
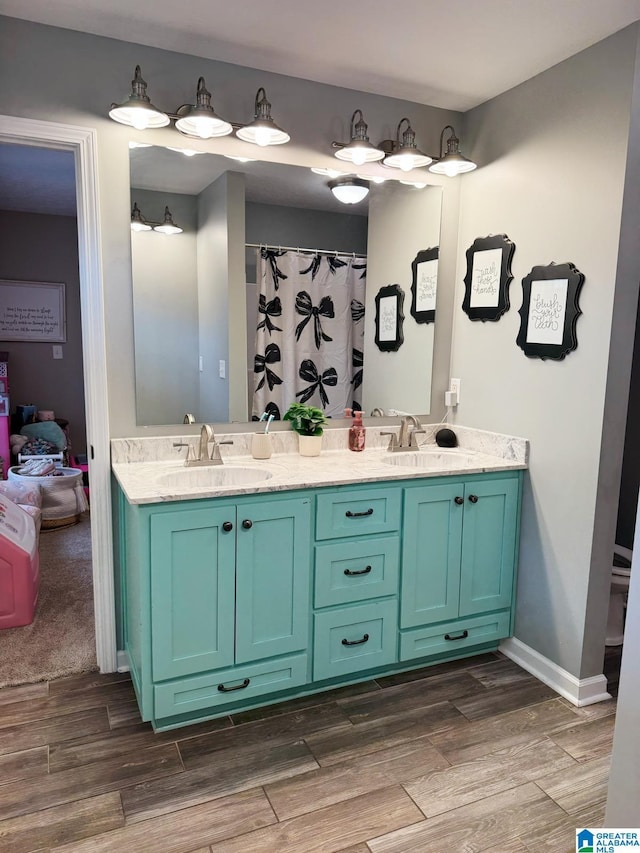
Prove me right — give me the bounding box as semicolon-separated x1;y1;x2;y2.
450;378;461;404
198;356;204;372
219;360;226;379
52;345;63;360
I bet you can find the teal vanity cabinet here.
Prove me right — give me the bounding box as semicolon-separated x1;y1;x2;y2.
400;473;520;662
120;492;311;729
117;467;522;731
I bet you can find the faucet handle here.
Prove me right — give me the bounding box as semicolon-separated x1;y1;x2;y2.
409;429;426;448
380;430;399;451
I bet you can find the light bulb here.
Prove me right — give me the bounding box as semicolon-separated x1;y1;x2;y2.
131;110;150;131
352;149;367;166
444;161;460;177
253;127;273;147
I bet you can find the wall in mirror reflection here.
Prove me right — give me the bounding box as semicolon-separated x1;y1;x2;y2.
130;150;442;427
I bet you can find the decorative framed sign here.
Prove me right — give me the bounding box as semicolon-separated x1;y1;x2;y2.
0;280;66;342
463;234;515;322
516;262;585;360
374;284;405;352
410;247;438;324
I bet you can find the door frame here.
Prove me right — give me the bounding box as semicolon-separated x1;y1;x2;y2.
0;114;116;672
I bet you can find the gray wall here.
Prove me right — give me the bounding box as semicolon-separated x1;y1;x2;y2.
454;27;639;678
0;210;86;454
131;189;198;425
0;15;461;438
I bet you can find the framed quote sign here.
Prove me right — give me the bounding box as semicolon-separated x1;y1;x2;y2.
462;234;515;322
0;280;66;342
410;247;438;324
516;262;585;360
374;284;405;352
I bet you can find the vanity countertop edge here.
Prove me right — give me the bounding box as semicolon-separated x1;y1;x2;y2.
112;425;529;505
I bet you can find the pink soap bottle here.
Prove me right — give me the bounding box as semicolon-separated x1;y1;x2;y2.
349;409;366;452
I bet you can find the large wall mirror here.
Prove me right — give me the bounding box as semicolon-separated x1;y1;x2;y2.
129;144;443;426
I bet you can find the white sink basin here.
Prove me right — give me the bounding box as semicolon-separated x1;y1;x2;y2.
382;450;479;469
158;466;273;488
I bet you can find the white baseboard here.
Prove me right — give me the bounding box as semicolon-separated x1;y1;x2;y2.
116;650;130;673
499;636;611;706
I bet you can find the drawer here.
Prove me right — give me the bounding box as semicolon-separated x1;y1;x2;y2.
399;611;511;663
154;653;308;719
315;488;401;541
314;537;400;608
313;600;397;681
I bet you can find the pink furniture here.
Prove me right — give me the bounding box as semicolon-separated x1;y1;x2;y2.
0;493;39;629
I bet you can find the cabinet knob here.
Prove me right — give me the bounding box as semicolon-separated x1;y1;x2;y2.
222;521;233;532
468;494;479;503
242;519;253;529
454;496;464;505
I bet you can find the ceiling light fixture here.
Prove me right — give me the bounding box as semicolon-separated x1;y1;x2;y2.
236;88;290;146
332;110;385;166
328;177;369;204
429;125;477;176
382;118;432;172
130;203;183;234
110;68;290;147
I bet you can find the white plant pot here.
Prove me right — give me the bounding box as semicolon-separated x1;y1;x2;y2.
298;434;323;457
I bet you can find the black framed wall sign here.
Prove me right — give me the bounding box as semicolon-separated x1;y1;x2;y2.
410;247;438;324
516;262;585;360
462;234;515;322
374;283;405;352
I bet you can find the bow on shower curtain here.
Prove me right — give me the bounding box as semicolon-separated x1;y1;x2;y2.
252;248;366;420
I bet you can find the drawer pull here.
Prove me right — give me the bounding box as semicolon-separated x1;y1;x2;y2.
342;633;370;646
345;508;374;518
217;678;250;693
444;630;469;641
344;565;372;577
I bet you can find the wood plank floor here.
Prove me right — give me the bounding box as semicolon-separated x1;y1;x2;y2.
0;652;616;853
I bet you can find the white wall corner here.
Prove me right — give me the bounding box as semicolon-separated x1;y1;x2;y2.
499;636;611;706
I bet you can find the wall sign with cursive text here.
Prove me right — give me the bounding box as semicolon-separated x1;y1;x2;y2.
462;234;515;322
0;280;66;342
410;247;438;324
516;262;585;360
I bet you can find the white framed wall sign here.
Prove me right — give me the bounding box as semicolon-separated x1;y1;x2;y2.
0;280;67;342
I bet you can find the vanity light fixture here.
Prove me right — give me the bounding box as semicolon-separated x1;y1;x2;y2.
382;118;432;172
328;177;369;204
110;68;290;147
109;66;170;130
130;203;183;234
235;88;290;146
428;125;477;176
332;110;385;166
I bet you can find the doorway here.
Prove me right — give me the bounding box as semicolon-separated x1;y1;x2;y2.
0;114;115;673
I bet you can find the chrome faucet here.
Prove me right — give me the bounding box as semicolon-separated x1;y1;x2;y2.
381;414;426;452
172;424;233;466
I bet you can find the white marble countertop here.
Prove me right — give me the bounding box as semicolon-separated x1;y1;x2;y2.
112;425;528;505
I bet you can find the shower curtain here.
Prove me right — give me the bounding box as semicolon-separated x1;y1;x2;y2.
252;248;366;421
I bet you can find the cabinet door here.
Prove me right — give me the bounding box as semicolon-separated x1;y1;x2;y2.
401;483;464;628
235;497;311;664
150;506;236;681
459;477;518;617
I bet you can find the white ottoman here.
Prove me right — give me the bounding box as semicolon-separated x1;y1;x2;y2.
8;467;88;529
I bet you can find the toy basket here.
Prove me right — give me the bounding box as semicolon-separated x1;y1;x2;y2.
8;466;88;529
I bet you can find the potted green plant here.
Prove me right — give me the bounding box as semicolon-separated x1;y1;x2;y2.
283;402;327;456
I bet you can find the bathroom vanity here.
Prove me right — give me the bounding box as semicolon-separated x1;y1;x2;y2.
112;426;527;731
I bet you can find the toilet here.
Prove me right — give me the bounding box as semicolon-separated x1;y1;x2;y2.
606;544;632;646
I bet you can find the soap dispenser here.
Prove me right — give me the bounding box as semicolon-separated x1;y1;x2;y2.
349;408;366;452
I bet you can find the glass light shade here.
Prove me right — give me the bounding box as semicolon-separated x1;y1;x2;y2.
383;150;432;171
329;178;369;204
131;220;152;232
334;142;384;165
109;102;169;130
428;154;477;176
400;180;427;188
357;173;386;184
174;113;232;139
167;147;202;157
131;202;152;231
312;167;348;178
226;155;257;163
236;122;290;146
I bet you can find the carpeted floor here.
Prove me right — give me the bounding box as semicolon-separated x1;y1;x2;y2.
0;513;97;688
